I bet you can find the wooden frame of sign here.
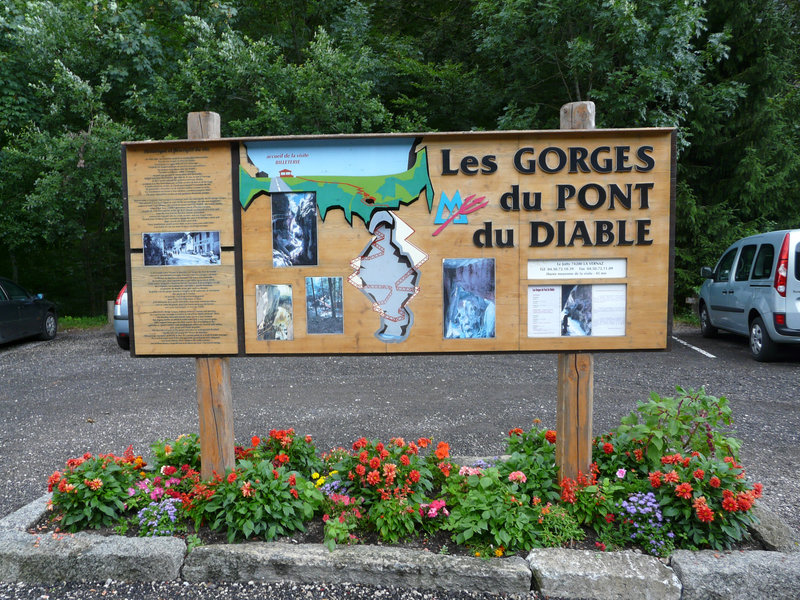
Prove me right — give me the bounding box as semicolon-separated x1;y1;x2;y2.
121;128;675;359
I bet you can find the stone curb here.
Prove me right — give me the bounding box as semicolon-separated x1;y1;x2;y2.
1;496;799;598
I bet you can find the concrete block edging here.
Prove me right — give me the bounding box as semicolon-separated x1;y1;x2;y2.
1;495;799;599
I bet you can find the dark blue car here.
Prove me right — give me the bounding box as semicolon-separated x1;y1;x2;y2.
0;277;58;344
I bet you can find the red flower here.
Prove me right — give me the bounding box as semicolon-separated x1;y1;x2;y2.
693;497;714;523
375;442;385;454
602;442;614;455
241;481;254;497
648;471;663;488
251;436;261;447
359;451;369;464
305;435;312;444
560;478;577;504
545;430;557;444
435;442;450;460
275;453;289;465
693;469;705;480
400;454;410;466
633;448;644;462
438;462;452;478
47;472;62;493
367;470;381;485
595;541;606;552
605;513;615;523
753;483;763;498
355;464;366;477
272;469;279;480
663;471;680;484
290;488;299;499
352;437;368;451
369;456;381;470
417;438;430;449
227;472;237;484
288;474;296;487
736;491;754;511
675;482;693;499
709;476;721;488
408;470;421;484
722;490;738;512
508;427;523;437
407;442;419;455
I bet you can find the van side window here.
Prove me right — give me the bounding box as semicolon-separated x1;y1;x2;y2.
735;244;757;281
751;244;775;280
715;249;737;282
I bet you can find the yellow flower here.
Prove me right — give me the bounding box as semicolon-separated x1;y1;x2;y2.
474;551;481;557
315;477;326;488
495;547;505;557
312;472;320;480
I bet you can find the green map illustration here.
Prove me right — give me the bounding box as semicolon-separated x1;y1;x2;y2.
239;147;433;227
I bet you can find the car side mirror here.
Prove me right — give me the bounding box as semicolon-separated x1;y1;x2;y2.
35;293;44;300
700;266;714;279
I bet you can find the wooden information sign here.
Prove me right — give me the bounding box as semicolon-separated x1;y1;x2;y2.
122;128;675;357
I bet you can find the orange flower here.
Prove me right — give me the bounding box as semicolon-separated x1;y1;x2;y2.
417;438;430;449
85;478;103;491
435;442;450;460
545;430;557;444
675;482;693;499
367;470;381;485
251;436;261;447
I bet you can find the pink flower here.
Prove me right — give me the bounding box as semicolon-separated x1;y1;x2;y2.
508;471;527;484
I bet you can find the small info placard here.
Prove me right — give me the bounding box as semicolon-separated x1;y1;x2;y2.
527;258;627;280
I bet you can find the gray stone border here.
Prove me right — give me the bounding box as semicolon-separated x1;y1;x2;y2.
1;496;798;598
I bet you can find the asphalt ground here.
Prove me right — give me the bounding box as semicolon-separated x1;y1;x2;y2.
0;322;798;599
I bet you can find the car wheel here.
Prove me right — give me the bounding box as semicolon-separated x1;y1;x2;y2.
116;334;130;350
699;303;717;338
39;311;57;340
749;316;777;362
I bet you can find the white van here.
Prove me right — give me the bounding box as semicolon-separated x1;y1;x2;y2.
698;229;800;361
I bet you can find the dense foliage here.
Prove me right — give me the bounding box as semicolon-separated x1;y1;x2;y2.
47;389;763;555
1;0;798;314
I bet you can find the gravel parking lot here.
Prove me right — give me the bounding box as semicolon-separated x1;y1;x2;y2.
0;322;798;599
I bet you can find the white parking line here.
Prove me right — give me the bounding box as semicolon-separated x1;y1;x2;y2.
672;336;716;359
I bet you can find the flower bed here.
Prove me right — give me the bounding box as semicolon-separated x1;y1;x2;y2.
43;387;762;558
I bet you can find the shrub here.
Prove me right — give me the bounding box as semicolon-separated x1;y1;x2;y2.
245;428;325;475
442;466;583;552
48;446;146;531
184;459;323;542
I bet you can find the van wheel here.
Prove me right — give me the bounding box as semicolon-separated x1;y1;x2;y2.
749;316;777;362
699;304;717;338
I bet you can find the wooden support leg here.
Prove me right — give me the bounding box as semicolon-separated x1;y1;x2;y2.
556;352;594;482
196;356;235;480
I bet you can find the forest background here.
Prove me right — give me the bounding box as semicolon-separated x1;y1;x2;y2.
1;0;798;317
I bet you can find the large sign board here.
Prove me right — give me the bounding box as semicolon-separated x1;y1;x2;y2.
122;129;675;356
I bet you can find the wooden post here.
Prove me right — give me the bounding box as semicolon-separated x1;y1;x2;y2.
556;101;595;482
187;111;235;480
